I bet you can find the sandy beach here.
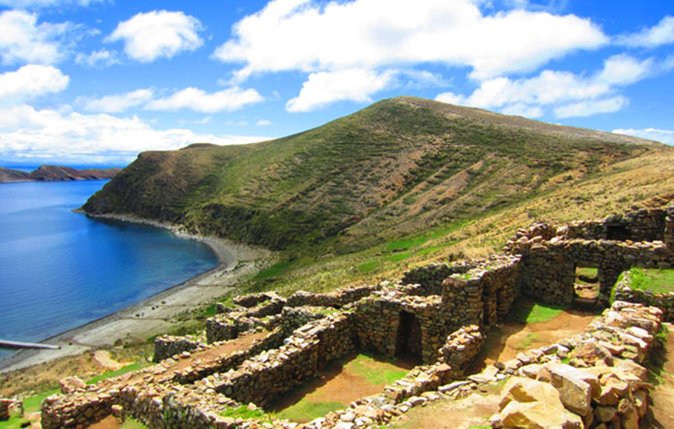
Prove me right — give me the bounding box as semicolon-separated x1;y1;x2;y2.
0;213;271;373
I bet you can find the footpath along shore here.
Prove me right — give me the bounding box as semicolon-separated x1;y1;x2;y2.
0;213;271;373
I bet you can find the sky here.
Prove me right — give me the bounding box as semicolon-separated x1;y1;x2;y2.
0;0;673;165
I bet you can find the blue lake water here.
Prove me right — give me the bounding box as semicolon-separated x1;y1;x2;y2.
0;180;218;359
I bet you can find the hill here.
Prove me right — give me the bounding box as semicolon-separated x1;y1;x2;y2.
0;165;121;183
83;97;660;251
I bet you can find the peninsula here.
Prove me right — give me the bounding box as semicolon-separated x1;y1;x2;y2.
0;165;121;183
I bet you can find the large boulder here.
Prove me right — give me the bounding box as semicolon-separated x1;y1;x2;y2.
499;376;563;409
499;400;583;429
547;363;598;416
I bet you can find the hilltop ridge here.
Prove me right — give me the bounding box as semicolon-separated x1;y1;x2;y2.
83;97;662;250
0;165;120;183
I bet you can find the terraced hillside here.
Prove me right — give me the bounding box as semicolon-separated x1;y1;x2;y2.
83;97;660;251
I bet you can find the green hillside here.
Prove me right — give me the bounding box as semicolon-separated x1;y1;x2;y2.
83;96;660;252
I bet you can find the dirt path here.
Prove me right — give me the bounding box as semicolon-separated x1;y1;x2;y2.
392;388;501;429
648;323;674;428
270;354;413;423
477;309;595;368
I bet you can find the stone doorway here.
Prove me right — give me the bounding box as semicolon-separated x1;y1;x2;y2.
607;224;630;241
395;311;422;363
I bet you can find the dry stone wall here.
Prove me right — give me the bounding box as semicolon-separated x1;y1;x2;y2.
286;284;379;308
613;270;674;322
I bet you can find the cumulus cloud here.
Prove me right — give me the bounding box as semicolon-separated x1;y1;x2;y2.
214;0;607;81
107;10;203;63
286;69;394;112
436;54;652;118
618;16;674;48
75;49;119;68
613;128;674;146
0;104;270;163
81;89;154;113
82;86;263;114
0;0;102;8
146;87;264;113
0;65;69;104
553;96;627;118
0;10;67;65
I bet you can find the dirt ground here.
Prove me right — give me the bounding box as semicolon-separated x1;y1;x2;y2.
648;323;674;429
476;309;596;369
270;354;413;422
392;383;502;429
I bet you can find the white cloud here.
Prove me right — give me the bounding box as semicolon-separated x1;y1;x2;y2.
146;87;263;113
256;119;272;126
214;0;607;81
286;69;394;112
0;65;69;103
553;96;627;118
75;49;119;68
0;0;102;8
618;16;674;48
0;10;67;65
107;10;203;63
0;104;270;163
435;54;651;118
82;89;154;113
82;87;263;114
613;128;674;145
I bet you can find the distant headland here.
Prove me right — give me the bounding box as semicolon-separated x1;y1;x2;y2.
0;165;121;183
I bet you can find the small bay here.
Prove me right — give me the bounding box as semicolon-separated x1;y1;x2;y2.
0;180;218;359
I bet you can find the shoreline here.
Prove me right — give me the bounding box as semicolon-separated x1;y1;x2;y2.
0;213;271;373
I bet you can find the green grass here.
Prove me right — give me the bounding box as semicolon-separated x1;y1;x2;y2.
121;417;148;428
515;333;541;350
86;362;148;385
273;401;345;423
0;389;59;429
220;405;270;420
345;354;409;385
510;302;566;324
627;268;674;294
576;267;598;278
254;261;292;280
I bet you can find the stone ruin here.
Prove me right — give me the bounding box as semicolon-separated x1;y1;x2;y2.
40;201;674;428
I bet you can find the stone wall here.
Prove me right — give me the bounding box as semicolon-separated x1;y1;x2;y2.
401;263;455;295
0;399;12;421
153;335;204;362
613;270;674;322
561;207;667;242
206;313;356;408
286;284;379;308
438;325;485;376
510;229;674;304
666;203;674;250
353;289;445;363
441;255;522;330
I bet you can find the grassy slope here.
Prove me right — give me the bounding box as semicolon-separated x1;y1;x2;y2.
83;96;674;295
84;97;656;249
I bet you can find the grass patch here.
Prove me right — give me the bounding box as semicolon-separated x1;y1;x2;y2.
220;405;269;420
254;261;291;281
86;362;148;385
274;401;345;422
510;302;566;324
627;268;674;294
358;260;379;273
345;354;409;385
515;333;540;350
121;417;148;429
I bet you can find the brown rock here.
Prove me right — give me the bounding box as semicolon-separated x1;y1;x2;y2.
499;401;583;429
547;364;596;416
499;377;563;409
59;376;87;394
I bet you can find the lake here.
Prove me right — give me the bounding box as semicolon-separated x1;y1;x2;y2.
0;180;218;359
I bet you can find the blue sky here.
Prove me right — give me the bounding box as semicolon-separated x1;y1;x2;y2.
0;0;673;165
